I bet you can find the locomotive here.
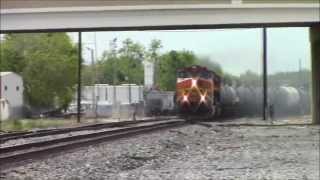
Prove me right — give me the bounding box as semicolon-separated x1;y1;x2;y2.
175;65;222;117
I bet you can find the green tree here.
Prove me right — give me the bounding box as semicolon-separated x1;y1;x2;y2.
95;38;119;85
147;39;162;86
147;39;162;62
223;73;239;86
239;70;261;87
1;34;29;73
268;69;311;88
0;33;77;110
97;38;145;85
117;39;145;84
158;50;197;91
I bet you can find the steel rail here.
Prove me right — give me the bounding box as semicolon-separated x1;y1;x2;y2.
0;119;185;169
0;116;178;142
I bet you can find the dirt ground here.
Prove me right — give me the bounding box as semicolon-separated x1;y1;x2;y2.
1;118;319;180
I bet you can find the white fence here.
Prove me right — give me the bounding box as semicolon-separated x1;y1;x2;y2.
71;84;144;118
81;84;143;105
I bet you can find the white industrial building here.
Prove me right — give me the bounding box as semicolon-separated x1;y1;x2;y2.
0;72;24;120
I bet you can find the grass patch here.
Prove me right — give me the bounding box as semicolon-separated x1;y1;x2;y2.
0;118;78;132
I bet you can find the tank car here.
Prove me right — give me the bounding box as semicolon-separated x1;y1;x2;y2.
220;85;239;116
297;87;311;115
250;87;263;116
271;86;301;116
175;65;221;117
236;86;253;116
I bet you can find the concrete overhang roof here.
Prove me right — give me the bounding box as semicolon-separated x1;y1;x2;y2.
1;0;319;32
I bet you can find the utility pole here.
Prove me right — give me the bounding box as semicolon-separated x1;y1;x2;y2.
299;58;302;87
110;38;118;120
154;59;157;89
77;32;82;123
128;79;132;104
262;27;268;121
86;47;97;118
93;32;99;84
94;32;98;63
110;38;118;105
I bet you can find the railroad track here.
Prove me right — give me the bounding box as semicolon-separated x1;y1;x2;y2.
0;118;185;169
0;116;178;142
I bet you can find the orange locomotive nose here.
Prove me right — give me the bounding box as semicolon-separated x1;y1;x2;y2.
176;65;220;116
188;88;201;103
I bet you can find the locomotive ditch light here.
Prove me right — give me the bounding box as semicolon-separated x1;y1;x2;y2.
183;95;189;102
200;94;206;103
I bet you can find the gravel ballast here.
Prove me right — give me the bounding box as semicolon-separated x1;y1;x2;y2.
1;121;319;180
0;120;180;148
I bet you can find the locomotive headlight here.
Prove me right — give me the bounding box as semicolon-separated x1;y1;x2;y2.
191;79;197;88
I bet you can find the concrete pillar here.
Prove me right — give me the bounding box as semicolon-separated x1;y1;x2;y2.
310;26;320;124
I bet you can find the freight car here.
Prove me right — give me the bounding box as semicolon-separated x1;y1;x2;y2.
234;85;311;117
144;90;175;116
235;86;263;117
269;86;311;117
220;85;240;116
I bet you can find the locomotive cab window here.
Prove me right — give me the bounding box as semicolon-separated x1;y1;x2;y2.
200;71;212;79
177;71;188;78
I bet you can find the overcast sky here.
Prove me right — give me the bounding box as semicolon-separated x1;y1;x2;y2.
69;27;311;76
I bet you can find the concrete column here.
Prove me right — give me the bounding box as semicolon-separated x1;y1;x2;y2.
310;26;320;124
